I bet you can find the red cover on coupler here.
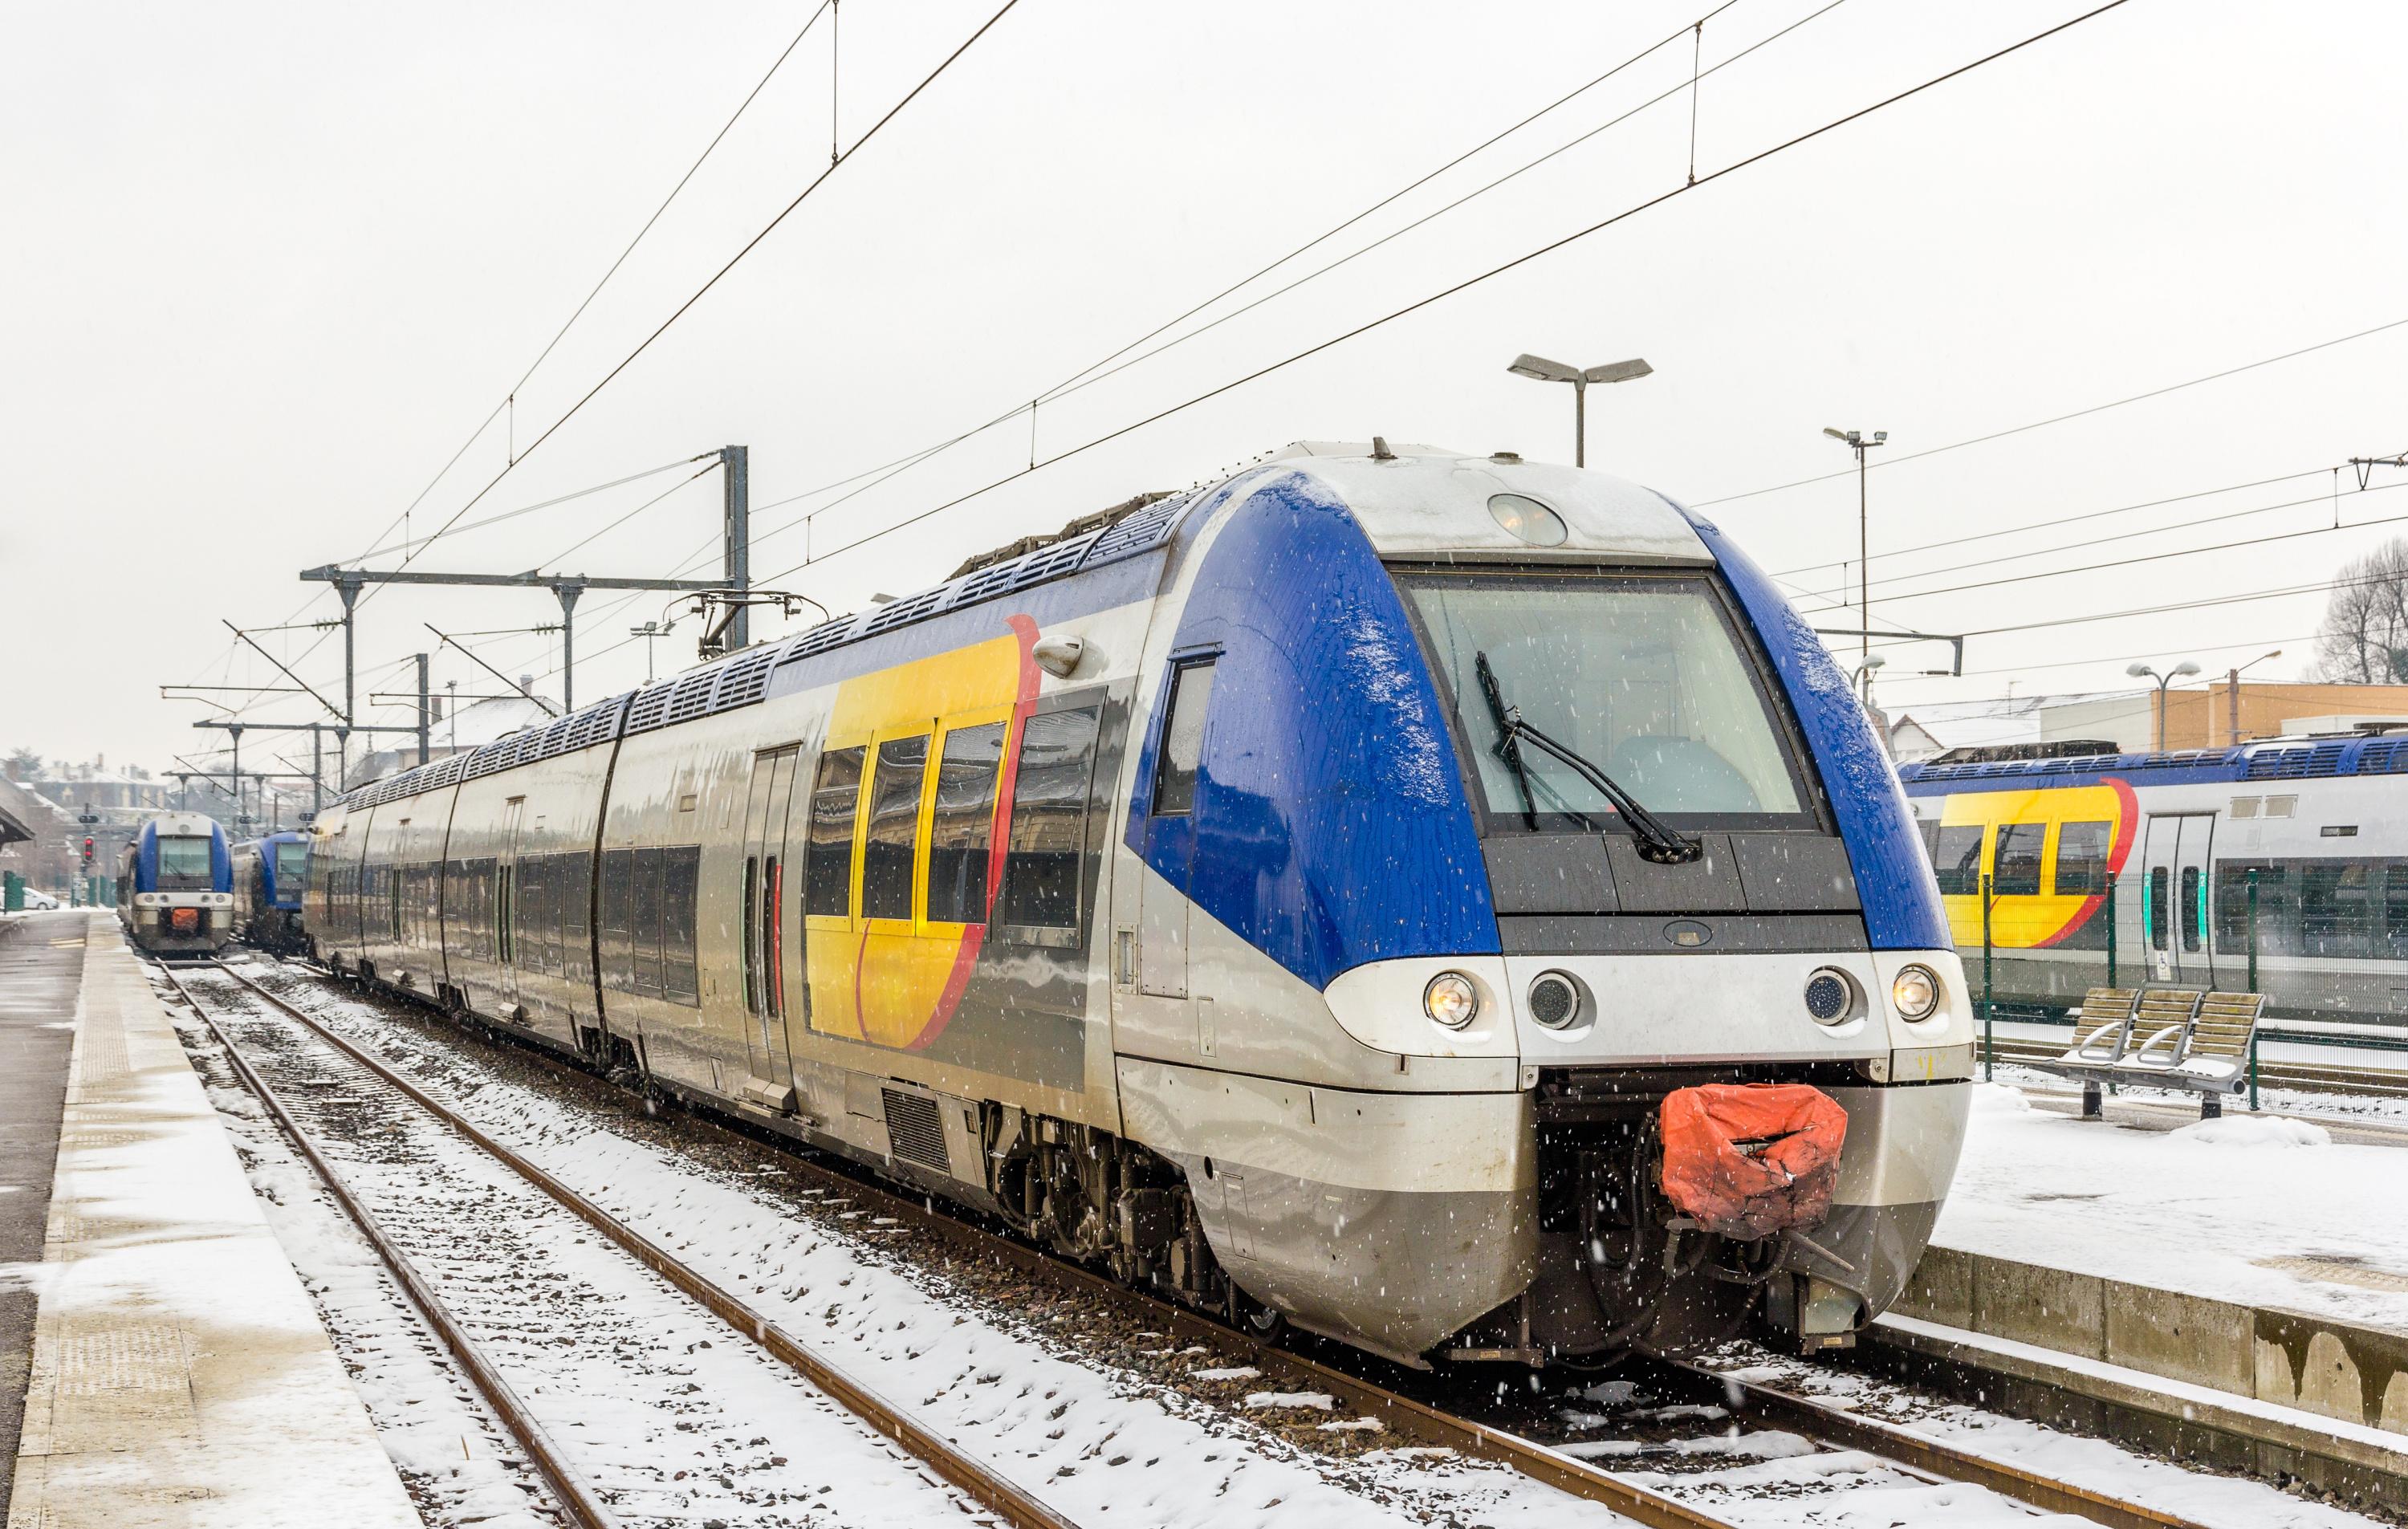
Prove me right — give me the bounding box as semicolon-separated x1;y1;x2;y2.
1658;1083;1849;1241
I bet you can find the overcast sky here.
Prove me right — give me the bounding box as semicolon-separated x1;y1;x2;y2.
6;0;2404;783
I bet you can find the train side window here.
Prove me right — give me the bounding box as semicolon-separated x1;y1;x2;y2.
1931;824;1984;896
862;735;929;922
803;746;864;918
563;851;593;983
1917;818;1940;866
2054;820;2110;896
2298;860;2374;959
1992;823;2044;897
1151;661;1215;816
927;722;1007;925
2179;865;2203;952
661;846;701;1005
2147;866;2170;950
997;707;1103;935
635;848;666;997
2383;865;2408;958
599;848;635;990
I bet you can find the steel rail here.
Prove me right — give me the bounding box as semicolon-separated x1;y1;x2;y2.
242;965;2220;1529
157;963;620;1529
201;962;1084;1529
1673;1363;2209;1529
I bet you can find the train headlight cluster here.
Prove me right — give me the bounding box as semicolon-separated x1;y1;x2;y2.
1423;971;1479;1029
1890;964;1942;1022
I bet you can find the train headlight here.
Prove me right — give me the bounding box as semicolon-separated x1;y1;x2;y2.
1804;968;1857;1024
1891;964;1942;1022
1424;972;1479;1030
1527;971;1584;1030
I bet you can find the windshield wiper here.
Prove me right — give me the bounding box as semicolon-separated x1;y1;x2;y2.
1472;651;1702;865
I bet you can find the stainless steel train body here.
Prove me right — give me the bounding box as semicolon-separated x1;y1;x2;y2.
1901;737;2408;1027
118;812;234;956
310;444;1973;1364
233;831;311;954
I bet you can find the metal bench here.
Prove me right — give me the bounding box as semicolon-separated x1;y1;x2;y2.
2031;986;2267;1120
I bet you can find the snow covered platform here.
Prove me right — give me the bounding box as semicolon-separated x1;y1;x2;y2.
3;914;415;1529
1893;1080;2408;1445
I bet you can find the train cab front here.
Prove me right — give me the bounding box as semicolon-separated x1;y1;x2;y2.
1375;480;1974;1360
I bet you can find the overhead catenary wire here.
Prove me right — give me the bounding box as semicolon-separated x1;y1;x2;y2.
386;0;1025;593
1690;313;2408;510
751;0;2139;592
1826;468;2408;607
346;455;714;563
733;0;1835;567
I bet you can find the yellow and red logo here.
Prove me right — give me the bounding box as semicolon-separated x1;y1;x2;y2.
1936;778;2138;949
805;616;1042;1051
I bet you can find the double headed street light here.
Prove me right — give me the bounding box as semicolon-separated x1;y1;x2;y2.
1507;353;1653;468
2127;659;2202;752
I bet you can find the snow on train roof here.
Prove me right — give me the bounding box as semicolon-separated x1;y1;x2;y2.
1268;441;1712;565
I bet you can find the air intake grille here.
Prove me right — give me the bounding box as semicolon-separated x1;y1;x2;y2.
881;1088;950;1173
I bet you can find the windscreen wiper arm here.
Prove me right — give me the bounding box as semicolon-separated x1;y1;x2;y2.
1472;651;1702;865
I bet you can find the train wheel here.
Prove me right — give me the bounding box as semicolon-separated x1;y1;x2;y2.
1233;1289;1287;1341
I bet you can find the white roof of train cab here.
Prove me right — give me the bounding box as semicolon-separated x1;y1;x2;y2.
1264;441;1713;566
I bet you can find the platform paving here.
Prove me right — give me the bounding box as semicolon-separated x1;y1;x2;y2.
0;912;81;1526
3;914;415;1528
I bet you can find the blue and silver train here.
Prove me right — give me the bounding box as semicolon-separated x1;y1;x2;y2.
116;812;234;957
233;830;311;956
1901;735;2408;1027
311;443;1973;1364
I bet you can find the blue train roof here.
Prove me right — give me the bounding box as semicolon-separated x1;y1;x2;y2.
1897;734;2408;793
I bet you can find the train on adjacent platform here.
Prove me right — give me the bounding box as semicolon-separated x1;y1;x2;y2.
306;443;1975;1365
116;812;234;958
1901;736;2408;1027
233;830;312;956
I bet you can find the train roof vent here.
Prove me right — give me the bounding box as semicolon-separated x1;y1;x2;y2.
624;678;677;735
708;645;779;713
2247;741;2348;779
1009;527;1108;588
462;734;521;781
665;665;719;726
781;614;862;663
1083;491;1193;563
859;587;950;636
563;692;632;751
527;714;578;761
2359;738;2408;774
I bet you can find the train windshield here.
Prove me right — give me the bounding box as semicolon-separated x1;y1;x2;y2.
275;840;310;888
1396;571;1810;830
157;834;214;885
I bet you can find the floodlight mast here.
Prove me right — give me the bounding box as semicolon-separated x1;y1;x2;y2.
1507;352;1653;467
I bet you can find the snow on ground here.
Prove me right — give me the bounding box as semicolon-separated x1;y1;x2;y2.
230;969;1625;1529
167;1015;559;1529
1939;1081;2408;1328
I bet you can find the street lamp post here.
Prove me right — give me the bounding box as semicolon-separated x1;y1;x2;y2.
1507;353;1653;468
1824;427;1889;685
2127;659;2203;752
2223;649;2284;746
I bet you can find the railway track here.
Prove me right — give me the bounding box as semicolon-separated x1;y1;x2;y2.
185;958;2262;1529
160;961;1080;1529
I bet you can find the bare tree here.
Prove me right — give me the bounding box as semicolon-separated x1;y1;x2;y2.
2315;538;2408;682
